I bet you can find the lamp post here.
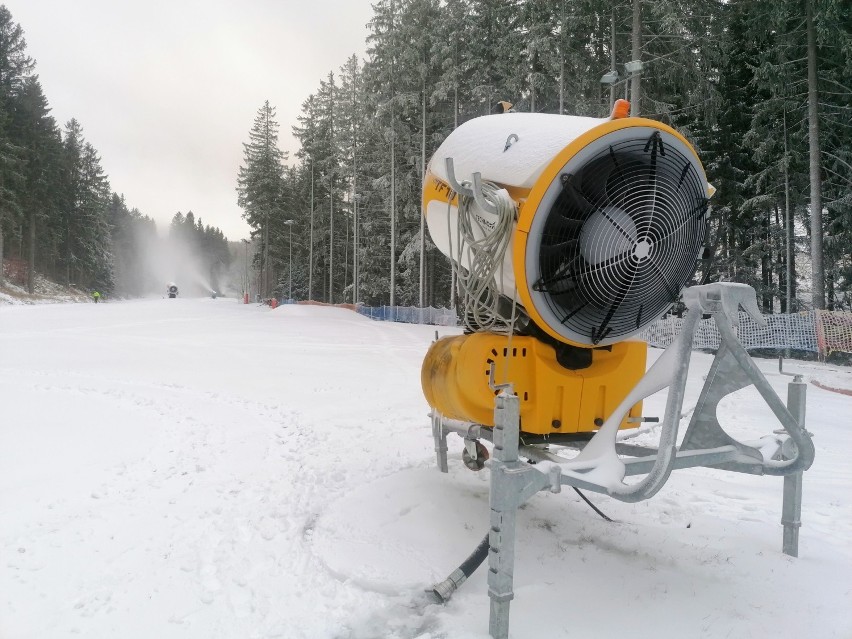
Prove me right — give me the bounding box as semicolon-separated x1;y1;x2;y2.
624;59;643;116
263;211;269;299
352;194;360;305
241;238;250;303
284;219;294;300
600;70;619;110
600;60;643;115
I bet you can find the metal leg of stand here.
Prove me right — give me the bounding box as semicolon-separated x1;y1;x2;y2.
782;377;806;557
432;412;449;474
782;473;803;557
488;392;520;639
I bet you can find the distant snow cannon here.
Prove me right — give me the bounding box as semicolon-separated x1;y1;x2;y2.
167;283;179;299
420;102;815;637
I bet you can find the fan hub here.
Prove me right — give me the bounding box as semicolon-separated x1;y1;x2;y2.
632;239;652;261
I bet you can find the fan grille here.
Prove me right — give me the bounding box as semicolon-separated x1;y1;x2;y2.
530;129;707;346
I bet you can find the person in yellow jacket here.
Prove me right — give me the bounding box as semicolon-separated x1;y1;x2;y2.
92;291;101;304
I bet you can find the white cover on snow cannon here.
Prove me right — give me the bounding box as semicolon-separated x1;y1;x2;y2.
423;111;714;347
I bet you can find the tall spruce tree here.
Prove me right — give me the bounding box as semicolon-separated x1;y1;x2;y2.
11;76;60;292
0;5;33;284
236;101;287;298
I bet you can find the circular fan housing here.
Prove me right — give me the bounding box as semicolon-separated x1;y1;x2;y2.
517;124;708;347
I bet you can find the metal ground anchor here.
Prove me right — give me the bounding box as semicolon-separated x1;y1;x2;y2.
782;376;806;557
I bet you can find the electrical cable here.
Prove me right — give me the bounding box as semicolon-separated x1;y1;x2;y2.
449;181;517;334
573;487;615;522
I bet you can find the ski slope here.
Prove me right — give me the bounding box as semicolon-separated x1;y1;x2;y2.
1;298;850;638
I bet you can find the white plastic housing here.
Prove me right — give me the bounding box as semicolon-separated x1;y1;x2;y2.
425;113;610;299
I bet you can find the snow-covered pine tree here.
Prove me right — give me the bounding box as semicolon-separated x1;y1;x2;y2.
0;6;34;287
10;76;61;293
236;101;287;298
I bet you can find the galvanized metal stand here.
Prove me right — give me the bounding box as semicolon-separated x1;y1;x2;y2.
432;411;449;474
487;392;519;639
782;376;806;557
487;390;557;639
429;283;815;638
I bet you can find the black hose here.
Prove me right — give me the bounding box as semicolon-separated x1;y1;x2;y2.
430;533;490;603
430;488;612;603
459;534;490;577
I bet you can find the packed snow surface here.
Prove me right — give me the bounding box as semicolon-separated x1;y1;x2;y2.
1;298;850;638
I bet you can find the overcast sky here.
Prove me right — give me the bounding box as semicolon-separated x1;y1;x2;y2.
6;0;375;241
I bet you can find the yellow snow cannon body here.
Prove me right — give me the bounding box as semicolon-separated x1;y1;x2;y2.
421;103;712;436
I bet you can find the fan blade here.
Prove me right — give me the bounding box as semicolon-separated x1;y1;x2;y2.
539;239;579;262
559;173;603;217
578;252;640;344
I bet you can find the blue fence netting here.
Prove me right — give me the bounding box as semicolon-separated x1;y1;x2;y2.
356;305;459;326
353;304;852;356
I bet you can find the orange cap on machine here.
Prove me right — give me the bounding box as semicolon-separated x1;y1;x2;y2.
611;99;630;119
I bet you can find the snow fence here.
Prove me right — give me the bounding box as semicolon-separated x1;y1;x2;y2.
638;311;852;356
356;305;459;326
356;305;852;356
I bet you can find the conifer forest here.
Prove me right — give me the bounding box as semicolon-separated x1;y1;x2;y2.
0;5;231;297
2;1;850;310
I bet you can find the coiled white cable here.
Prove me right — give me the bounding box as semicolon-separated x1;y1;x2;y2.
447;181;517;333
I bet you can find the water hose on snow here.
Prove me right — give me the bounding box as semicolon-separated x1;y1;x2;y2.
429;489;614;603
429;534;490;603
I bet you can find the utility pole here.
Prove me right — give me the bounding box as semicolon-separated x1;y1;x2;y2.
629;0;642;116
263;211;269;298
284;219;294;300
610;7;617;112
389;0;397;309
242;238;249;302
329;73;336;305
309;161;314;301
420;78;427;310
390;115;396;308
352;195;360;305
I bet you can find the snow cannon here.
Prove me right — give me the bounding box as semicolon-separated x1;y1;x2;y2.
167;283;179;299
421;104;815;637
421;102;713;436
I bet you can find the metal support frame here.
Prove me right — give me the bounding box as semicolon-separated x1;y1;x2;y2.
487;390;558;639
782;376;806;557
429;283;815;638
431;411;449;474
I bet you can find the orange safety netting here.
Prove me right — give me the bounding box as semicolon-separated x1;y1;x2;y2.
815;310;852;356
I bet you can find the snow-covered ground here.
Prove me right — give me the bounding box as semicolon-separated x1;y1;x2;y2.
0;273;92;306
1;298;850;639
